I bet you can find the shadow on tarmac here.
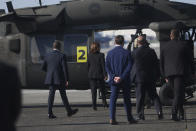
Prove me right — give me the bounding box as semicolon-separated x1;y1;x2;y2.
18;122;108;128
17;118;196;128
185;100;196;105
22;103;128;108
22;100;196;109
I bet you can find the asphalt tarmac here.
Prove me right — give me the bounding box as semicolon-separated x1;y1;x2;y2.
16;90;196;131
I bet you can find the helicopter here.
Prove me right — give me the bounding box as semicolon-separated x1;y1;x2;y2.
0;0;196;105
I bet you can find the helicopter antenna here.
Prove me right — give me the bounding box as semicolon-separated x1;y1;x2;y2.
39;0;42;6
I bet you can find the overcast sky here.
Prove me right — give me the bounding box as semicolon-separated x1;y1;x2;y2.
0;0;196;11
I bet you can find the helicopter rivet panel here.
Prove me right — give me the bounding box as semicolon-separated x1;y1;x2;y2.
88;3;101;15
64;0;119;24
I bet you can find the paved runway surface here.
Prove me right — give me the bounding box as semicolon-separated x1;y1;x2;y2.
17;90;196;131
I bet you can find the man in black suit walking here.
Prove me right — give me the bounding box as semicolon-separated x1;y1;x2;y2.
42;40;78;119
160;29;194;121
131;35;163;120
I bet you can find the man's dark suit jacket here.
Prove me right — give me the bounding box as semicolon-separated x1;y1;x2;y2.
106;46;132;85
42;50;69;85
88;52;107;79
160;40;194;78
131;45;160;83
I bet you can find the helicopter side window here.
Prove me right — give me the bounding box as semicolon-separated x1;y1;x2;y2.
64;34;88;62
30;35;56;64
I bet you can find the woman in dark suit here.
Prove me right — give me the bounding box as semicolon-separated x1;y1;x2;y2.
88;42;108;110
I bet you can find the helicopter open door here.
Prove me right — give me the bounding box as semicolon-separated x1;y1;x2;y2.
63;31;93;90
26;31;93;89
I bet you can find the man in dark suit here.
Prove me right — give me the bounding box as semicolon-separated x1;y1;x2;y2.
131;36;163;120
42;40;78;119
160;29;194;121
106;35;137;125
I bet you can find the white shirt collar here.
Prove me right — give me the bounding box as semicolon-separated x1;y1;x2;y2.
138;45;142;48
53;48;60;51
115;44;121;47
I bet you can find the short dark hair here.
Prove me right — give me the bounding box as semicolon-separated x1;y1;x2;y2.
90;42;100;53
53;40;61;50
115;35;124;45
170;29;180;39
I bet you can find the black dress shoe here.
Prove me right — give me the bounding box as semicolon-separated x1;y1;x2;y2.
48;114;57;119
67;109;79;117
93;107;97;111
136;115;145;120
179;109;184;120
171;114;179;121
158;113;164;120
110;120;118;125
103;104;109;109
128;118;138;124
179;114;184;120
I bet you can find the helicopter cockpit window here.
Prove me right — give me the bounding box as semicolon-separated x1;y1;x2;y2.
30;35;56;64
64;34;88;62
